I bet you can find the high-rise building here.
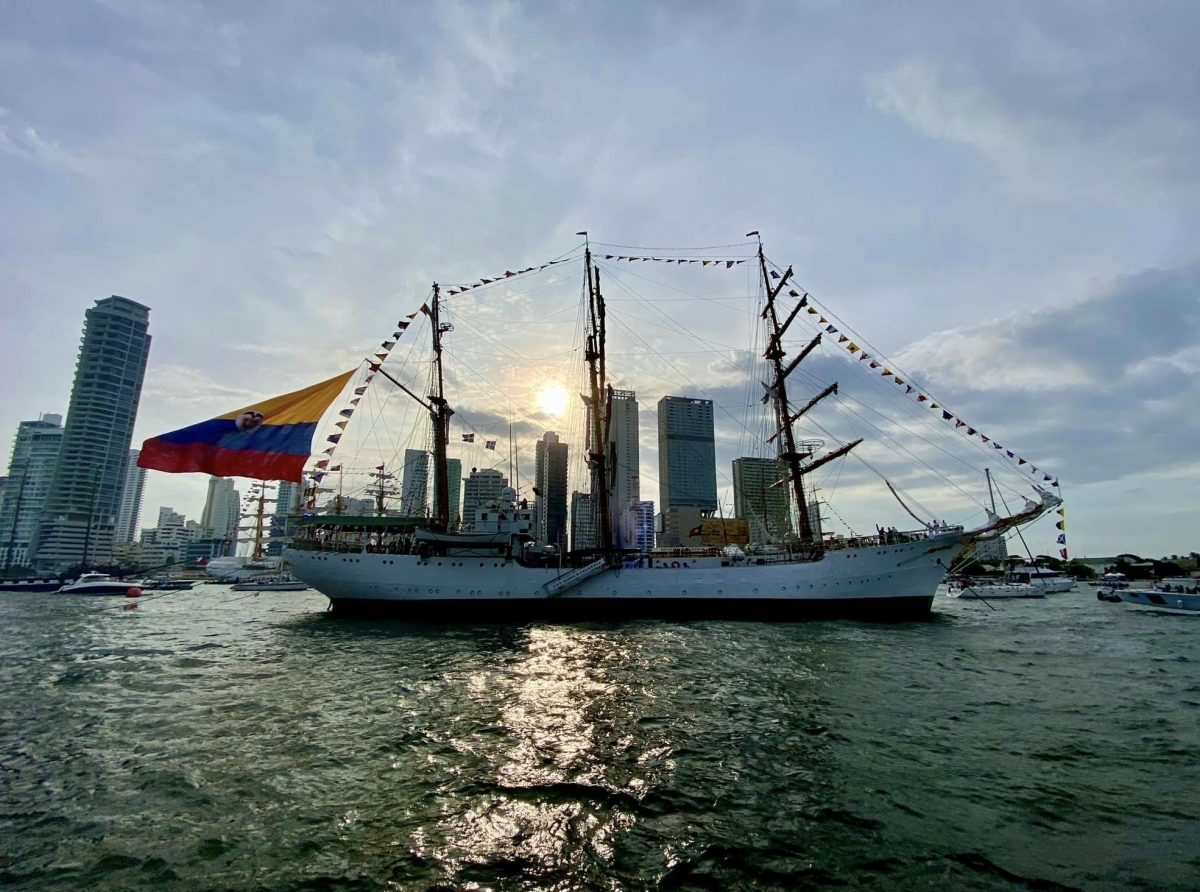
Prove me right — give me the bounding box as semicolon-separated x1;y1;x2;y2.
657;396;717;514
138;507;198;568
267;479;302;556
114;449;147;544
462;467;508;527
534;432;569;548
400;449;430;517
340;497;374;516
606;391;641;548
432;458;462;528
32;297;151;570
628;500;655;551
200;477;241;540
0;414;64;570
570;491;597;551
732;457;793;546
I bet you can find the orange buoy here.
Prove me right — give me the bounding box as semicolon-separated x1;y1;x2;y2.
126;587;142;598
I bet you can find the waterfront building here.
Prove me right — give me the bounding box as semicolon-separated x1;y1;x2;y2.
429;457;462;527
570;491;597;551
400;449;430;517
973;534;1009;563
447;458;462;528
267;480;302;556
340;497;374;516
732;457;793;546
657;505;704;548
114;449;147;544
0;414;64;570
607;391;641;548
462;468;508;525
32;297;151;570
657;396;718;514
186;537;234;566
535;432;569;548
199;477;241;541
628;500;655;551
138;507;198;569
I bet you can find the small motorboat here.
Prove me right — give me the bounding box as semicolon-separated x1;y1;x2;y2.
229;575;309;592
57;573;142;596
138;578;197;591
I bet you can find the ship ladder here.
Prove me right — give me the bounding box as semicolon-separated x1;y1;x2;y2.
544;558;610;598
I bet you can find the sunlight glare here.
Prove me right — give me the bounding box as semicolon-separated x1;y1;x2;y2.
536;383;570;417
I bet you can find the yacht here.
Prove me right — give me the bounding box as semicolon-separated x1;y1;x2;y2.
57;573;142;596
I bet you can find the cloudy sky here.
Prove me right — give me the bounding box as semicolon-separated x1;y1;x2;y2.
2;0;1197;558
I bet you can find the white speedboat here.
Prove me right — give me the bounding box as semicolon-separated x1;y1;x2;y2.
1100;578;1200;613
57;573;142;596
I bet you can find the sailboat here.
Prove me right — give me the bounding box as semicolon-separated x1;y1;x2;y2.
138;234;1060;619
260;236;1059;619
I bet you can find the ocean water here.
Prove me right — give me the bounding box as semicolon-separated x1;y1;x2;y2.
0;585;1196;891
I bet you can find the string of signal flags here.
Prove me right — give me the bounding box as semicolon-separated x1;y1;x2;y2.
305;246;1064;553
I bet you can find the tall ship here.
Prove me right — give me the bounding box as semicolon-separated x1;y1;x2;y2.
139;235;1061;619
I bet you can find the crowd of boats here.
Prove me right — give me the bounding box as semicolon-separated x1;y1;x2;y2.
0;561;310;596
947;565;1199;614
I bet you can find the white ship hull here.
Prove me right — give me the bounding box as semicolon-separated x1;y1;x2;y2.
285;531;964;620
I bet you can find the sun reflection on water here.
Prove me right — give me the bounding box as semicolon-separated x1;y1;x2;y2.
425;626;667;879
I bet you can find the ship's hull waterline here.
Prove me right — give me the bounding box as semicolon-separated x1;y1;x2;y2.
285;531;964;621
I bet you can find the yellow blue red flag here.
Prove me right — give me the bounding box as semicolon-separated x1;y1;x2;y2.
138;370;355;481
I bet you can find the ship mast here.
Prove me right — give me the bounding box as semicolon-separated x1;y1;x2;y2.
583;241;614;555
429;285;454;530
756;236;858;554
251;481;266;560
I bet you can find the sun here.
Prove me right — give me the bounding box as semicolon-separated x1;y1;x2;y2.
536;383;571;417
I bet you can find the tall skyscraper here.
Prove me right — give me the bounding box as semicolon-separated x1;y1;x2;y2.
570;491;597;551
114;449;147;544
732;457;793;546
276;480;302;517
200;477;241;540
607;391;641;548
432;458;462;528
400;449;430;517
628;500;655;551
534;432;569;548
32;297;151;570
266;480;302;556
0;414;64;570
657;396;718;514
462;467;508;526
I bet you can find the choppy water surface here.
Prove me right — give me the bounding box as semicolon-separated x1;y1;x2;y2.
1;586;1197;891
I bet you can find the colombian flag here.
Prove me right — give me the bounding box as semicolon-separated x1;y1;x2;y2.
138;370;355;481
